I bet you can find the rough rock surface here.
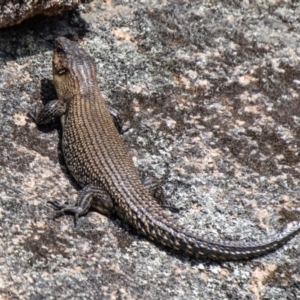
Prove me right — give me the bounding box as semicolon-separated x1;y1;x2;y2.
1;0;300;299
0;0;92;28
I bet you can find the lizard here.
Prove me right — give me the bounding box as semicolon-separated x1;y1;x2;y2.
32;36;300;260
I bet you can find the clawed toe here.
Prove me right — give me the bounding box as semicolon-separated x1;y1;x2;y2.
47;200;69;210
48;201;79;213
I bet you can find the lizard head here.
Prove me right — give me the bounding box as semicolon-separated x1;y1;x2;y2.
53;37;97;99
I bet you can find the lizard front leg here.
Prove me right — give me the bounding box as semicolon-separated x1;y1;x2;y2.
30;100;66;125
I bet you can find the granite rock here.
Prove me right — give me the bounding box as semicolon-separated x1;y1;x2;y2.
0;0;300;299
0;0;92;28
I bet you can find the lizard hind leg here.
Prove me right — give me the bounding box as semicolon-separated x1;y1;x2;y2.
142;176;180;213
48;184;114;226
142;176;165;206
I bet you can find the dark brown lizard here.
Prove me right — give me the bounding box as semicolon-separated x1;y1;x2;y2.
33;36;300;260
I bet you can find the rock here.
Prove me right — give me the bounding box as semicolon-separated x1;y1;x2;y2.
1;1;300;299
0;0;92;28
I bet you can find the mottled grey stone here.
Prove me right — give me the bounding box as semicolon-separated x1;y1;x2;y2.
0;0;92;28
0;0;300;299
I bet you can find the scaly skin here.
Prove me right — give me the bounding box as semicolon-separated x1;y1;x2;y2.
34;36;300;260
